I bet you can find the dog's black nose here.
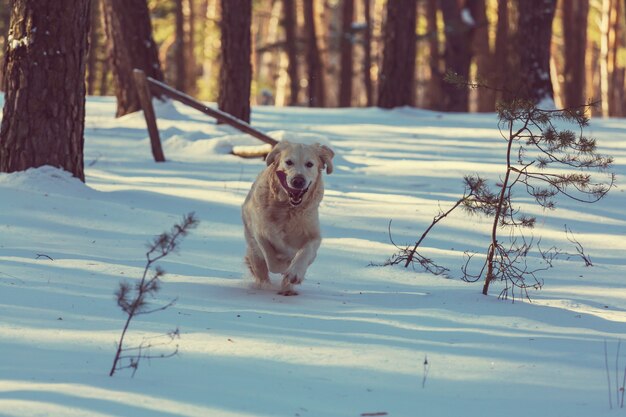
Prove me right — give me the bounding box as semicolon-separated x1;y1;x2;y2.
291;175;306;189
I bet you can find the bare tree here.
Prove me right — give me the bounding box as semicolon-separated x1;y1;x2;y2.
174;0;186;92
362;0;373;106
440;0;473;112
339;0;354;107
101;0;164;117
378;0;417;108
516;0;557;105
218;0;252;122
0;0;91;181
561;0;589;108
426;0;443;110
304;0;325;107
283;0;299;105
467;0;494;112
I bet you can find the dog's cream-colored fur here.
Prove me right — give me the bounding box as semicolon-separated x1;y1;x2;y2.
242;140;334;295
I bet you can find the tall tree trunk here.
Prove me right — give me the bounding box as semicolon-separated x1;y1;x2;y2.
426;0;442;110
339;0;354;107
184;0;197;95
561;0;589;108
0;1;10;90
378;0;417;108
201;0;219;101
440;0;473;112
608;0;622;116
174;0;186;92
467;0;493;112
86;0;100;96
516;0;557;105
304;0;325;107
0;0;90;181
362;0;373;106
494;0;509;103
219;0;252;122
283;0;299;105
101;0;164;117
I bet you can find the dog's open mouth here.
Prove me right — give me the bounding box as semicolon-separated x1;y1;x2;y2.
276;171;308;206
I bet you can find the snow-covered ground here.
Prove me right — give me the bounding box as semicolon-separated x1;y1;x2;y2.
1;96;625;417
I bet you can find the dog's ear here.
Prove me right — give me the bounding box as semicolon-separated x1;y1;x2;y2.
317;144;335;175
266;142;285;166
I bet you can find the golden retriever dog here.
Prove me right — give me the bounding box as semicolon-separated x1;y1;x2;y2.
242;140;334;295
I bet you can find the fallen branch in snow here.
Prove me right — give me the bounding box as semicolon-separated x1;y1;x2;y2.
564;225;593;267
109;212;198;377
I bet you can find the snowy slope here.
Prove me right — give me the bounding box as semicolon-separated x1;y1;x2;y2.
0;96;625;417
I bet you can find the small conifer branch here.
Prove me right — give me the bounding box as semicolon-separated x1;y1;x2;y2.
110;213;198;377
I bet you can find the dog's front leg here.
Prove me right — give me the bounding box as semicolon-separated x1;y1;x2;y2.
257;235;291;273
280;238;321;295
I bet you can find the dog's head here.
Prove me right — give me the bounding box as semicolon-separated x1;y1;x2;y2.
266;141;334;206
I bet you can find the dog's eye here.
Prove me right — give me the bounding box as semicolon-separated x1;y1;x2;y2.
285;160;293;166
306;161;314;168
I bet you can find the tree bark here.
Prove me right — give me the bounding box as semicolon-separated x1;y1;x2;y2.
283;0;299;105
101;0;164;117
218;0;252;122
362;0;373;106
440;0;473;112
561;0;589;108
494;0;509;103
0;0;90;181
377;0;417;108
304;0;325;107
174;0;186;92
0;0;12;90
86;0;100;96
184;0;197;95
467;0;493;112
339;0;354;107
426;0;443;110
516;0;557;105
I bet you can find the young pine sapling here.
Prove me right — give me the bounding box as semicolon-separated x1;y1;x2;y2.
391;95;614;300
109;212;198;377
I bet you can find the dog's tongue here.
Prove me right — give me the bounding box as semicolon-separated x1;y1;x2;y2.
276;171;306;202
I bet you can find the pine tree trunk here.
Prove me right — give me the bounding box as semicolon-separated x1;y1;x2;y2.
184;0;197;95
362;0;373;106
304;0;325;107
516;0;557;105
86;0;100;96
101;0;164;117
467;0;494;112
0;2;12;90
174;0;186;92
561;0;589;108
440;0;473;112
339;0;354;107
608;0;622;116
283;0;299;105
218;0;252;122
426;0;443;110
0;0;90;181
377;0;417;108
494;0;509;103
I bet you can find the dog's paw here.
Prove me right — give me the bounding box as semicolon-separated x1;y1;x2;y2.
283;268;305;285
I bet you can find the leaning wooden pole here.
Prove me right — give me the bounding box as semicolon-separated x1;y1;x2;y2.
133;69;166;162
145;75;278;146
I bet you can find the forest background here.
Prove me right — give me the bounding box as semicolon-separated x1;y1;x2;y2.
1;0;624;117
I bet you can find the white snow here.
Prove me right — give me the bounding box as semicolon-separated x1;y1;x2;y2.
7;34;31;51
461;8;476;26
0;97;625;416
